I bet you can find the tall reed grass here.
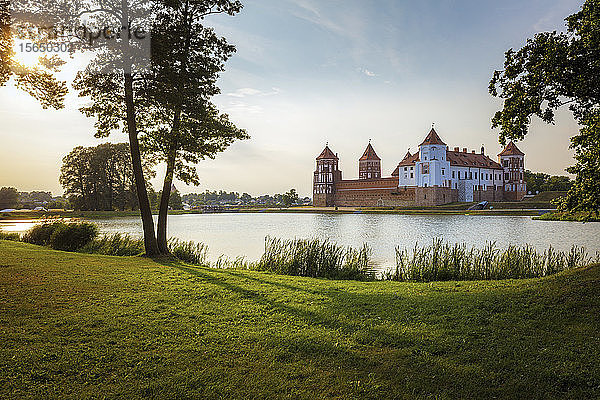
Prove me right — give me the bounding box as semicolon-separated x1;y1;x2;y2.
256;236;375;280
81;233;145;256
386;238;595;282
168;238;209;266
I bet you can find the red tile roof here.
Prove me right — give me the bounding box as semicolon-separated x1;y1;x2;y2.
359;143;381;161
419;128;446;146
447;150;502;169
397;152;420;167
316;145;338;160
498;141;525;156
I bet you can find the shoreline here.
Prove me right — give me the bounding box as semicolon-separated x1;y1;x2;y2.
0;206;556;220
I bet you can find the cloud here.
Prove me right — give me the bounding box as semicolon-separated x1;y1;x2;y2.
363;69;376;77
226;87;281;98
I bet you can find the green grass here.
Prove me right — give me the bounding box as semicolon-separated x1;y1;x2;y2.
534;211;600;222
1;241;599;399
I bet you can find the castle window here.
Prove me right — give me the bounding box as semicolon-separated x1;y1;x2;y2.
452;171;455;179
503;160;508;167
469;172;472;180
475;172;478;179
404;167;407;171
442;168;445;175
410;166;413;170
422;163;429;174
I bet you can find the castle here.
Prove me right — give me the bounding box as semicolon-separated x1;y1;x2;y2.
313;128;526;207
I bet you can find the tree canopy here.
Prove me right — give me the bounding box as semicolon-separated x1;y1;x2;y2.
490;0;600;212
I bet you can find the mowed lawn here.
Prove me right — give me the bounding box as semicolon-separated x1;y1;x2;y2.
1;241;599;399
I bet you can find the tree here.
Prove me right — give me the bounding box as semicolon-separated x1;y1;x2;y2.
489;0;600;212
1;1;68;108
141;0;248;253
168;190;183;210
282;189;299;207
0;187;18;209
60;143;154;211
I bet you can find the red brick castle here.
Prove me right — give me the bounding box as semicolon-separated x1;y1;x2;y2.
313;128;526;207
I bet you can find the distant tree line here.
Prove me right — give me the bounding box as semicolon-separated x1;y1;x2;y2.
60;143;155;211
524;171;573;194
0;188;68;210
182;188;305;208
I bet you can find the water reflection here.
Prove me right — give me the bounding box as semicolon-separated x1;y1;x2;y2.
2;214;599;269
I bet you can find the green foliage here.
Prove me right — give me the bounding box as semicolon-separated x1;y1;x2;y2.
48;222;98;252
60;143;155;211
490;0;600;212
534;210;600;222
0;187;18;209
0;228;19;241
22;221;98;251
80;233;145;256
22;222;62;246
256;237;375;280
168;190;184;210
168;238;209;265
524;170;573;193
2;241;600;399
386;239;594;282
281;189;299;207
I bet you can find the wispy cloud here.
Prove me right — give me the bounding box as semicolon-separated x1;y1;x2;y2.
362;68;376;77
227;87;281;98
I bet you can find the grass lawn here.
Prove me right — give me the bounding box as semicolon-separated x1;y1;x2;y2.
1;241;599;399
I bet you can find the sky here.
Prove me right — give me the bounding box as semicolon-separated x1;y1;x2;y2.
0;0;585;197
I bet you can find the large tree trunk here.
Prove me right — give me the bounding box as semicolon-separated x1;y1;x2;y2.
157;149;176;253
124;72;159;256
157;112;181;254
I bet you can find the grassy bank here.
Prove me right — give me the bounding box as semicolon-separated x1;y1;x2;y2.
1;241;599;399
534;211;600;222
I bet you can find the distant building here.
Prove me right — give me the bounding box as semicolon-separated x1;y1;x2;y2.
313;128;526;207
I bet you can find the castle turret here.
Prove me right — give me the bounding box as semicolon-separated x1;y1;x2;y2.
313;145;341;207
359;142;381;179
498;141;526;201
415;128;450;188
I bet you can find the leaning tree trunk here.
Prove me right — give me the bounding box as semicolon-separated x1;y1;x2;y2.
157;112;181;254
124;72;160;256
157;150;176;254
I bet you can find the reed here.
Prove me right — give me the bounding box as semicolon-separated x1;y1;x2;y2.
168;238;209;266
386;238;593;282
81;233;145;256
256;236;375;280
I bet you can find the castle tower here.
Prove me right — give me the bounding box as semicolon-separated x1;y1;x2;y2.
415;128;450;188
498;141;526;201
313;145;341;207
359;142;381;180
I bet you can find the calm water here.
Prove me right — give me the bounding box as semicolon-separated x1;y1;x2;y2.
93;214;600;267
3;213;599;268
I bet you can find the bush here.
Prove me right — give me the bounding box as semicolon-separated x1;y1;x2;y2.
49;222;98;251
81;233;144;256
22;222;62;246
0;230;20;241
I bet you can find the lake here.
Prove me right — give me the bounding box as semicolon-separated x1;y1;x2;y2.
3;213;599;269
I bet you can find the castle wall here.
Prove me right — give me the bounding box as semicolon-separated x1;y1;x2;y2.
414;187;458;206
332;177;417;207
473;186;504;202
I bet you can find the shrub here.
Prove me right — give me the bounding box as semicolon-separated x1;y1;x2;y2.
48;222;98;252
0;230;20;241
22;222;63;246
81;233;144;256
169;238;209;265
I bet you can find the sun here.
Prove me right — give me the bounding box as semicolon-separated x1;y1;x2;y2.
11;39;45;69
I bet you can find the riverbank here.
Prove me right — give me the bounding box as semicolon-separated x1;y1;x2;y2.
1;241;598;399
534;211;600;222
0;205;554;221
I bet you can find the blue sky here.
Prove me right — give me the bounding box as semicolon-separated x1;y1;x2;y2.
0;0;584;196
